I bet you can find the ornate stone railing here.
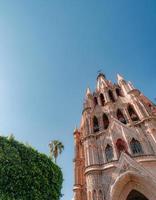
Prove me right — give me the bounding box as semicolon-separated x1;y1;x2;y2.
84;154;156;174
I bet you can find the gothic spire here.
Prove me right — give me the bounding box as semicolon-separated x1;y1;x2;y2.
117;73;124;83
85;87;91;98
96;72;108;90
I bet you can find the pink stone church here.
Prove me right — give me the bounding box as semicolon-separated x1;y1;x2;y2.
73;73;156;200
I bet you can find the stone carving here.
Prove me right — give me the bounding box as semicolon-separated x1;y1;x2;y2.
73;73;156;200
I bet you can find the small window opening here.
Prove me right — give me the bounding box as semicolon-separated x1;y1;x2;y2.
100;93;105;106
108;90;115;102
93;116;99;132
94;97;98;106
105;144;113;162
116;88;122;97
128;105;139;121
103;113;109;129
116;139;127;155
117;109;127;124
130;138;143;154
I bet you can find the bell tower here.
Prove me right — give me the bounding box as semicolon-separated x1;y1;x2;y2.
73;73;156;200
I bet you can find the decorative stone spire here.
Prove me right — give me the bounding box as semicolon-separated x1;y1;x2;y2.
83;87;93;110
117;73;131;95
74;127;79;133
117;74;139;95
97;72;106;80
117;73;124;83
85;87;91;98
73;72;156;200
96;72;108;90
128;81;135;90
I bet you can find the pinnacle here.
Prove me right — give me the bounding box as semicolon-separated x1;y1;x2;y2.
85;87;91;97
117;74;124;82
128;81;135;89
74;126;79;133
97;72;106;80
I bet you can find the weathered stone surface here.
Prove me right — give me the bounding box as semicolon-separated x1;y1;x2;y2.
73;73;156;200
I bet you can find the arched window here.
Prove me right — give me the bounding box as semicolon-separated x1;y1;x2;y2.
94;97;98;106
99;190;103;200
86;119;90;134
116;139;127;155
93;116;99;132
130;138;143;154
103;113;109;129
105;144;113;162
126;190;148;200
128;105;139;121
117;109;127;124
108;90;115;102
100;93;105;106
93;190;97;200
148;103;155;111
116;88;122;97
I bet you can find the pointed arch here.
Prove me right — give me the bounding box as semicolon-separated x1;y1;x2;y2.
105;144;113;162
93;116;99;132
130;138;143;155
86;118;90;134
127;104;139;121
108;90;115;102
93;190;97;200
111;171;156;200
126;190;148;200
98;190;103;200
103;113;109;129
94;97;98;106
116;139;127;155
100;93;105;106
116;87;123;97
117;109;127;124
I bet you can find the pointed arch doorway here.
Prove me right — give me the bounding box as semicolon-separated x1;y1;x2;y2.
126;190;148;200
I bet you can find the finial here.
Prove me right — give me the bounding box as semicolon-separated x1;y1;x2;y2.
85;87;91;97
97;70;106;80
128;81;135;90
74;126;79;133
117;74;124;82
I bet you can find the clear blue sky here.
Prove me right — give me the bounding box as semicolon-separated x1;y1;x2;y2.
0;1;156;200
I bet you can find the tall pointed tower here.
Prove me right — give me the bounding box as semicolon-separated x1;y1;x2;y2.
73;73;156;200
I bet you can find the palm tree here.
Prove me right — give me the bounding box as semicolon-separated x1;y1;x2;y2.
49;140;64;163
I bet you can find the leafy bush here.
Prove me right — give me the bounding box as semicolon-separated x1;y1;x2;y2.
0;136;63;200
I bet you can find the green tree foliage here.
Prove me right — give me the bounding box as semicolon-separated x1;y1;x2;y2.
0;136;63;200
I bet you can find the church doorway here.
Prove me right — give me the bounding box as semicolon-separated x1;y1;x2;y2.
126;190;148;200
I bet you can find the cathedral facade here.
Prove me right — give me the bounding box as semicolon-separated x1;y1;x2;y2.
73;73;156;200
